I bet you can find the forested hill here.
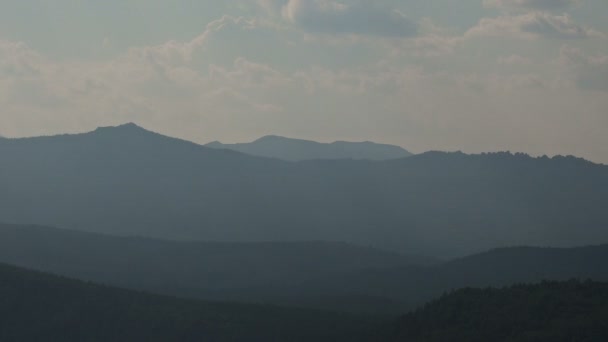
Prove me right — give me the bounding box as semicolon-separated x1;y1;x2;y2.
1;124;608;257
0;262;378;342
1;262;607;341
384;280;608;341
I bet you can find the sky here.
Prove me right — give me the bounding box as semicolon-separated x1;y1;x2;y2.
1;0;607;162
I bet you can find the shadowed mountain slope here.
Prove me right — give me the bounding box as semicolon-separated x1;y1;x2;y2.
0;223;421;311
383;280;608;341
0;262;380;342
1;124;607;257
300;244;608;306
3;261;605;341
206;135;412;161
1;223;607;314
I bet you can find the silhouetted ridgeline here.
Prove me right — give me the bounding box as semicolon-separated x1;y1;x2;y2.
205;135;412;161
1;124;607;257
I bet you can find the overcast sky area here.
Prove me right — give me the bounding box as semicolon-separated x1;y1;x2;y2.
1;0;607;162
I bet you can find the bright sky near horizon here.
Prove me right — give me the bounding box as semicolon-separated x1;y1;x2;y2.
1;0;607;162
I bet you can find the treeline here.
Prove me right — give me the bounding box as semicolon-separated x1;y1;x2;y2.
386;280;608;341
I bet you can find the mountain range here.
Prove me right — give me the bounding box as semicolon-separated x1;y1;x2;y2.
5;261;606;341
205;135;412;161
0;262;378;342
1;223;607;313
1;123;607;257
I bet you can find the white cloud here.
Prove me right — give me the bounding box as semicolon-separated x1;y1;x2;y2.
558;45;608;90
259;0;417;37
498;54;533;65
483;0;581;11
466;12;599;40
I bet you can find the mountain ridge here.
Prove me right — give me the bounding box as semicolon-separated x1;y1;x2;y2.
0;261;379;341
1;124;607;257
205;134;413;161
1;222;607;313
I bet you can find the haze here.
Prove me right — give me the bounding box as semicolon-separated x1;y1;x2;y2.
1;0;607;163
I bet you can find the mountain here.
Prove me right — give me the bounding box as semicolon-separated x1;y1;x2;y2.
1;223;607;314
205;135;412;161
3;261;605;341
0;223;421;312
1;124;608;257
0;262;380;342
383;280;608;341
297;245;608;307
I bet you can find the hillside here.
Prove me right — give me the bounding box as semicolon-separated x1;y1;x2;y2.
1;262;606;341
0;223;419;312
205;135;412;161
298;245;608;306
1;124;607;257
1;223;607;313
0;262;379;342
384;280;608;341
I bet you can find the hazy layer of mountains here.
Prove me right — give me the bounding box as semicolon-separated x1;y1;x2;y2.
0;262;378;342
205;135;412;161
1;123;607;257
2;122;608;340
1;259;607;341
1;223;607;313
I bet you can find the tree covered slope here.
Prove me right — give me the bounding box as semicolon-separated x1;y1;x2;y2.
0;263;379;342
385;280;608;341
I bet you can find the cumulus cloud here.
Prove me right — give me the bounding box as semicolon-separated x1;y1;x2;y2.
483;0;581;10
466;12;598;39
260;0;417;37
126;16;260;66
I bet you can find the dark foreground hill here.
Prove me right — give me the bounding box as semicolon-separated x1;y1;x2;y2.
0;263;379;342
1;124;608;257
205;135;412;161
2;263;607;342
384;280;608;342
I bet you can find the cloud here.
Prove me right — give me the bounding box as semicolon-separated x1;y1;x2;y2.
261;0;417;37
2;7;608;163
466;12;599;40
498;54;532;65
126;16;260;66
558;45;608;90
483;0;581;11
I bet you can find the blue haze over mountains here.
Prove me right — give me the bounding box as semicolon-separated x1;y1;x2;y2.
1;223;607;314
2;123;608;339
205;135;412;161
0;123;607;258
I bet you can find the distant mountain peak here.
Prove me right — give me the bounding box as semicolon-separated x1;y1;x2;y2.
253;135;306;144
117;122;141;129
94;122;147;133
207;135;412;161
